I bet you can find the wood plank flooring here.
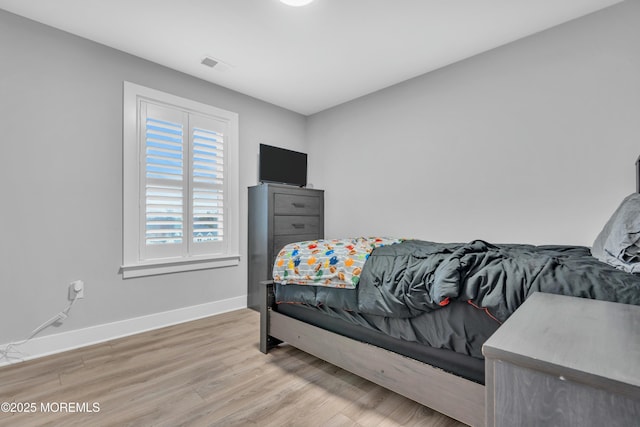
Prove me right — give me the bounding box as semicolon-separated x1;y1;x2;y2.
0;309;465;426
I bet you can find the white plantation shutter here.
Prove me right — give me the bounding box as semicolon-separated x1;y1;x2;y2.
140;103;186;260
190;114;228;255
123;82;239;277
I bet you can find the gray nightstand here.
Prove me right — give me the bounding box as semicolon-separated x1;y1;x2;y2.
483;292;640;427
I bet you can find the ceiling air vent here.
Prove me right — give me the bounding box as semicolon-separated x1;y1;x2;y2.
201;57;219;68
200;56;233;72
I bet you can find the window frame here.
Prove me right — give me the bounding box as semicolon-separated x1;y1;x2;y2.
122;81;240;278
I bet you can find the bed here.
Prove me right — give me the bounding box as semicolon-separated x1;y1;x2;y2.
259;191;640;426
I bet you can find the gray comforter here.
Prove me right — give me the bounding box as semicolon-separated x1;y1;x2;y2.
276;239;640;323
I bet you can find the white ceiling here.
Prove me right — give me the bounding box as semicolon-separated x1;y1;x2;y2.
0;0;623;115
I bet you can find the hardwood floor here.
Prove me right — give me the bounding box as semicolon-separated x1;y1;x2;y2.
0;309;465;426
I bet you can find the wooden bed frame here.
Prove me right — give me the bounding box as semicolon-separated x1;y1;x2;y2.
259;281;485;427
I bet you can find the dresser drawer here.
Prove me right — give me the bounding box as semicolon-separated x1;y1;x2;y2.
274;216;320;236
274;193;321;216
273;234;319;256
271;233;320;276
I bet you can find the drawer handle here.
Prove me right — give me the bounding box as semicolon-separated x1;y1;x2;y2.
292;202;306;208
292;223;306;229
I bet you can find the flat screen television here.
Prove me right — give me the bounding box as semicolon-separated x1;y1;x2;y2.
259;144;307;187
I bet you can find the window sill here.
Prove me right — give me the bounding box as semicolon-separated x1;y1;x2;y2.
121;254;240;279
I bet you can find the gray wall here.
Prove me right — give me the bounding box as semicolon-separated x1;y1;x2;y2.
307;0;640;246
2;1;639;346
0;10;306;343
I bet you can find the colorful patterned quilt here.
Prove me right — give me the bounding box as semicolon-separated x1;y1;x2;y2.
273;237;403;288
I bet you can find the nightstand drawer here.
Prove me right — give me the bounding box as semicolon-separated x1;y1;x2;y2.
274;194;321;215
274;216;320;235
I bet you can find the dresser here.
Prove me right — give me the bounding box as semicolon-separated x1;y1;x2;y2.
483;292;640;427
247;184;324;311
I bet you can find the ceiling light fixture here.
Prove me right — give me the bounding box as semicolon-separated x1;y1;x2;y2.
280;0;314;6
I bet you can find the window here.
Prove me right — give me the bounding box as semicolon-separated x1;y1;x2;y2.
122;82;239;278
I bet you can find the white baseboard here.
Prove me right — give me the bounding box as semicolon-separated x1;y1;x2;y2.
0;295;247;367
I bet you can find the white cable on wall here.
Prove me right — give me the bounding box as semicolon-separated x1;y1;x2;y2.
0;285;82;364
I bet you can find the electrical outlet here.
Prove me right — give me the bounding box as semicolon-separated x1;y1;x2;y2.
69;280;84;300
